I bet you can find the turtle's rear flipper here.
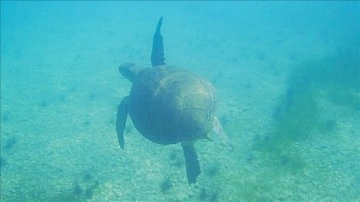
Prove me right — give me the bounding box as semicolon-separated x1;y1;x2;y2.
213;116;235;150
181;143;201;184
116;96;129;149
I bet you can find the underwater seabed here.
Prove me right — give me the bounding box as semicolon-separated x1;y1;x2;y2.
238;50;360;201
2;50;359;202
1;43;359;201
1;5;359;202
0;29;359;201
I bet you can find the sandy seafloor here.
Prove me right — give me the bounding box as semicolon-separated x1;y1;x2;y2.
1;1;359;201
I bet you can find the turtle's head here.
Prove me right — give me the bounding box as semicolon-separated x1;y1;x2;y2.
119;63;140;82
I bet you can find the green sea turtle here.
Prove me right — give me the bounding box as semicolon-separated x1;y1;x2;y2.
116;17;228;184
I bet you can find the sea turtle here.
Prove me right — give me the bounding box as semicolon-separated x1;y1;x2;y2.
116;17;228;184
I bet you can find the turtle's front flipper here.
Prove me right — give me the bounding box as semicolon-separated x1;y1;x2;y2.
151;17;165;66
116;96;129;149
181;143;201;184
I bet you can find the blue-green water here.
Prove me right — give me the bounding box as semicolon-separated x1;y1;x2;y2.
1;1;359;201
